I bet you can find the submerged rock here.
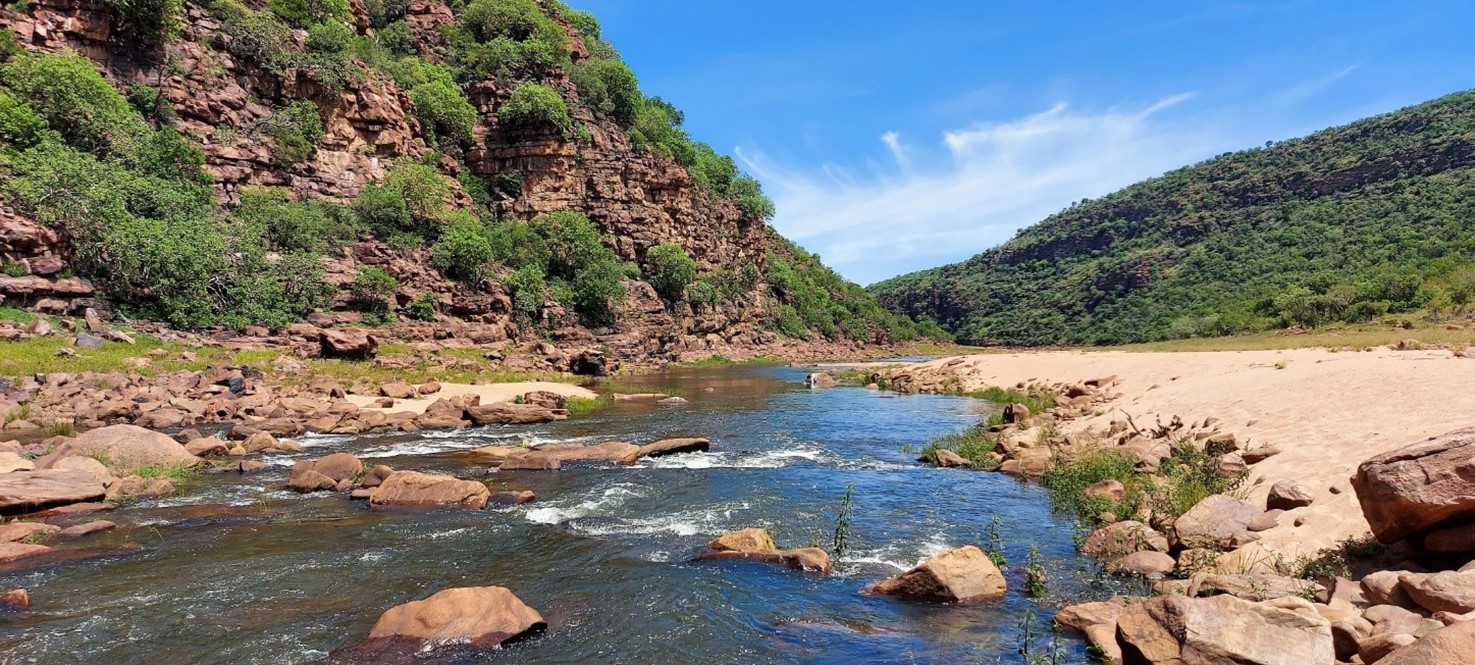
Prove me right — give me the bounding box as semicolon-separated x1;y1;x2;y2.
870;545;1006;605
698;548;832;574
709;528;777;552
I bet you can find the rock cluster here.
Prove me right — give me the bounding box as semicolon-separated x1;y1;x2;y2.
695;527;832;574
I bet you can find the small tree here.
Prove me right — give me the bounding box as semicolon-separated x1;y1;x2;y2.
432;215;498;282
350;266;399;323
498;83;570;132
645;243;696;302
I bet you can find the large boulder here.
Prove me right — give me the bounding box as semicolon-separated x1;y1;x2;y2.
332;586;544;661
369;471;490;509
634;438;709;459
287;453;364;492
320;328;377;360
709;528;777;552
1352;427;1475;543
465;403;562;426
0;469;106;513
50;425;199;475
1402;571;1475;614
1172;494;1262;551
871;545;1006;605
1379;621;1475;664
1116;594;1333;665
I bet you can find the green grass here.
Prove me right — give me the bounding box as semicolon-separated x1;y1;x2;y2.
0;307;35;323
1043;440;1249;530
916;427;1001;469
135;462;200;484
565;394;614;416
679;355;736;367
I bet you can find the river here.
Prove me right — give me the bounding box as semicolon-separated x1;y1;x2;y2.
0;364;1109;664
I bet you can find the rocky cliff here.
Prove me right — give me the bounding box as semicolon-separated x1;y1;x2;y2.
0;0;921;366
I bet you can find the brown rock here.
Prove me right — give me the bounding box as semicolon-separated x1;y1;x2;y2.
696;548;832;574
1193;573;1324;602
709;528;777;552
1108;551;1176;578
1379;621;1475;664
51;424;200;474
933;449;971;468
359;465;394;488
0;470;106;513
499;455;560;471
57;520;115;539
625;438;710;464
286;469;337;493
1402;571;1475;614
418;380;441;395
521;442;640;466
1359;633;1417;664
1085;479;1126;502
1363;572;1416;608
184;437;229;457
379;381;416;399
871;545;1006;605
0;521;60;543
519;390;565;409
1172;494;1262;551
320;328;378;360
1317;604;1373;662
105;476;174;501
0;588;27;610
341;586;544;657
1246;509;1284;532
1082;521;1169;559
369;471;490;509
0;542;50;564
239;431;279;454
0;452;33;474
309;453;364;483
1243;446;1282;464
1115;594;1333;665
465;403;562;425
489;490;535;505
1423;524;1475;553
1267;479;1315;510
1352;427;1475;543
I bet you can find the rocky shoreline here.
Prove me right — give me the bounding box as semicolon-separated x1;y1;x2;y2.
865;353;1475;664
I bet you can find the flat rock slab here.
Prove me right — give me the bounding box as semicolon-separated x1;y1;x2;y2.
696;548;832;574
0;470;106;515
0;543;50;564
58;520;116;539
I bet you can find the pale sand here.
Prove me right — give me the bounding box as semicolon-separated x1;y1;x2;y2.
894;347;1475;561
345;381;598;414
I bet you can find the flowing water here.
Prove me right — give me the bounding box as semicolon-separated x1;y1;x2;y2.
0;364;1110;664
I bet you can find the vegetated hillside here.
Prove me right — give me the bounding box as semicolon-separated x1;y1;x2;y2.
870;90;1475;346
0;0;922;362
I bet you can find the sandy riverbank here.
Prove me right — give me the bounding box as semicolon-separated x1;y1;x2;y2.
345;381;599;414
884;347;1475;561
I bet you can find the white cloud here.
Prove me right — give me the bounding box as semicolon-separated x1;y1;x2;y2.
737;93;1222;285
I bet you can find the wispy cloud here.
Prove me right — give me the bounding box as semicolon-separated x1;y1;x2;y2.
738;93;1222;285
1275;64;1362;107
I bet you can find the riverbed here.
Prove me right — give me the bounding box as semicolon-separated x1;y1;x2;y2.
0;364;1107;664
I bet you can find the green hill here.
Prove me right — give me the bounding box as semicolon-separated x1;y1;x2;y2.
869;91;1475;346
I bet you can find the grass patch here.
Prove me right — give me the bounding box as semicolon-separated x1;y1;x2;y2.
135;462;200;484
1044;440;1248;528
0;307;35;323
916;426;1001;469
565;393;613;416
679;355;735;367
961;386;1057;414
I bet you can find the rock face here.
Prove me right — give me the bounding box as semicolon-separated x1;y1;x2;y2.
369;471;490;509
871;545;1006;605
333;586;545;660
1352;426;1475;544
50;425;200;474
0;470;106;514
1115;594;1334;665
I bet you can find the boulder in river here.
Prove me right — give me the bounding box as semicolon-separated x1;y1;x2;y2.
369;471;490;509
286;453;363;493
629;437;710;462
0;469;106;514
709;528;777;552
465;403;563;426
870;545;1006;605
1352;426;1475;544
331;586;544;662
698;548;833;574
46;425;200;475
1115;594;1333;664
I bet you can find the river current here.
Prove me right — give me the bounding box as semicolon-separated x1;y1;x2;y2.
0;364;1105;664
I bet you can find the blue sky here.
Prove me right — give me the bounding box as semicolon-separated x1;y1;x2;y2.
575;1;1475;285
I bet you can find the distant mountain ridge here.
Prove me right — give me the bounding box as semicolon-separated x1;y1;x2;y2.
869;90;1475;345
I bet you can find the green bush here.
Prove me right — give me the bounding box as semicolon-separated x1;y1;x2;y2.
268;0;352;28
377;21;418;56
409;80;477;149
432;214;498;282
645;243;696;301
505;263;546;323
302;20;358;89
732;175;775;222
1;50;149;158
570;58;639;125
498;83;570;132
352;184;412;237
686;279;720;307
689;143;738;194
135;129;210;185
216;1;295;71
405;292;437;321
99;0;184;45
460;0;565;45
261;101;323;166
383;161;452;233
0;90;54;149
532;210;608;279
233;186;355;253
350;266;399;322
570;258;625;326
500;220;548;268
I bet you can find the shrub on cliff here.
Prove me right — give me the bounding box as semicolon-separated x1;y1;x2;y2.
268;0;352;28
0;91;52;149
1;50;149;158
498;83;571;133
571;58;640;125
261;101;323;166
532;210;606;279
645;243;697;302
432;214;500;282
456;0;568;80
732;176;776;222
99;0;184;45
355;161;454;241
461;0;565;46
303;20;358;90
505;264;546;324
215;0;295;71
409;81;477;149
571;258;625;326
234;187;355;254
350;266;399;323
